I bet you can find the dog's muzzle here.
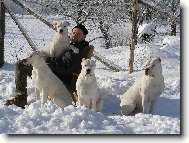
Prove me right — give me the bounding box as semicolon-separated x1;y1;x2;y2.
145;68;150;76
59;29;63;33
22;58;30;66
23;59;26;63
86;69;91;75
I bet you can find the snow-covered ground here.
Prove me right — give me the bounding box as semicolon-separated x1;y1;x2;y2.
0;13;181;135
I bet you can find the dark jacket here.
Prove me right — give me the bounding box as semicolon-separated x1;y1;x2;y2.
46;40;89;86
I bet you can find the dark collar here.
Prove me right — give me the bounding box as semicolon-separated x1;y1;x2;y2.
71;40;87;44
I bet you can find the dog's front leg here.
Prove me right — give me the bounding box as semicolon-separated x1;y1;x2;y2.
149;99;157;114
41;89;48;104
35;88;40;101
141;93;148;113
96;98;103;112
91;98;97;112
77;91;83;107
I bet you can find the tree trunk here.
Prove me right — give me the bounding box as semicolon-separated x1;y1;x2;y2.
170;22;176;36
169;1;177;36
99;21;111;49
129;0;138;74
76;0;82;24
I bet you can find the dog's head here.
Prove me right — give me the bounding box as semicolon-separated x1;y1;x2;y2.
81;58;96;76
53;21;70;35
23;51;43;66
144;57;162;77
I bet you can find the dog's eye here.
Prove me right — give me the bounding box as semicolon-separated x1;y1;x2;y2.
152;65;155;67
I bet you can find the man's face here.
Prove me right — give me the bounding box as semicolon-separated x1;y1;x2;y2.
71;28;86;43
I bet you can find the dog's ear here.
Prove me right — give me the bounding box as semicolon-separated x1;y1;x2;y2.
27;52;31;57
63;21;70;27
157;57;161;62
52;23;57;30
144;58;151;69
36;50;42;56
82;58;85;62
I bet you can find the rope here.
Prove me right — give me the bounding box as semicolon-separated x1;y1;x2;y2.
12;0;53;28
3;1;38;52
92;53;120;72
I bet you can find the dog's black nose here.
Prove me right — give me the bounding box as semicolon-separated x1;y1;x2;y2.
59;29;63;33
145;68;149;75
86;69;91;74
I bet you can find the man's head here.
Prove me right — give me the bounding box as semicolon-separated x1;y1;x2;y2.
71;24;88;43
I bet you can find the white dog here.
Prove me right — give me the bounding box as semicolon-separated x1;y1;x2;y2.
120;57;165;115
23;51;72;108
76;58;103;112
42;21;78;58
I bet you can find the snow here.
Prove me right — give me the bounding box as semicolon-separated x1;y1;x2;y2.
138;22;156;37
0;11;183;142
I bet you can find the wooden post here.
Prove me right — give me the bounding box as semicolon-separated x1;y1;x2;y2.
0;2;5;68
129;0;138;74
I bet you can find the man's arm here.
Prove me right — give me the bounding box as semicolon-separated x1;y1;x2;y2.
46;41;89;74
46;48;83;75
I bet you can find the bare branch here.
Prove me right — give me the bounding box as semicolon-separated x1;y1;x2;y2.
78;9;90;24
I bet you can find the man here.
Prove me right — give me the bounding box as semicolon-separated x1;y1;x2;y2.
5;24;92;109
